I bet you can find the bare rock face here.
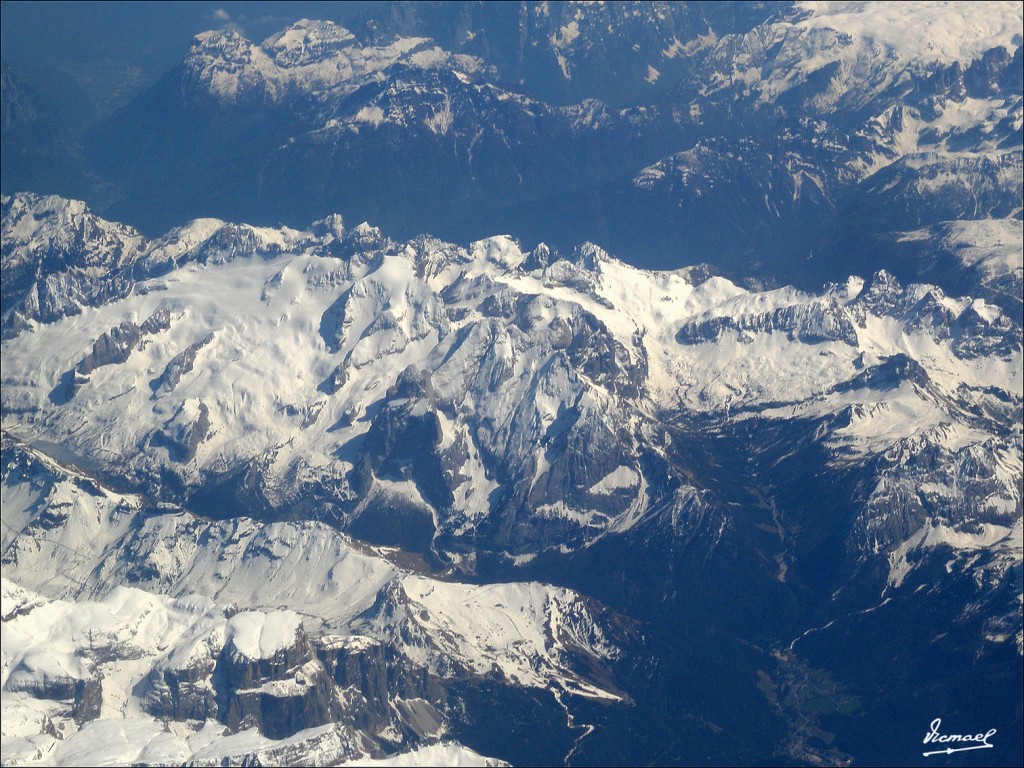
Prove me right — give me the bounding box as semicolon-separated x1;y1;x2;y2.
211;619;341;740
318;362;348;395
144;617;345;740
318;290;349;354
317;636;390;733
317;635;448;743
219;658;341;740
136;606;459;749
70;678;103;724
150;400;211;463
79;322;145;376
4;665;103;725
360;367;452;509
5;271;135;338
148;656;219;722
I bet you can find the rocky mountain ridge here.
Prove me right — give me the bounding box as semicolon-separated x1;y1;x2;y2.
2;190;1020;763
2;3;1021;765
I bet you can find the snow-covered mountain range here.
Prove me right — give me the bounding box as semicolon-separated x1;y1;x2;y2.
2;2;1022;765
2;190;1021;764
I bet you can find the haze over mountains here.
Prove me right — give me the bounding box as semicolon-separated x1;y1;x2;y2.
2;2;1022;766
5;1;1021;288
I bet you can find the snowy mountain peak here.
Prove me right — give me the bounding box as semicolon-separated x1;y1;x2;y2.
689;1;1022;120
793;1;1023;67
1;192;143;268
183;20;485;104
184;29;282;101
1;193;145;336
262;19;357;67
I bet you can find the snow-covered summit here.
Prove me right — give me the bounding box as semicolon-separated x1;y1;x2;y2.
793;1;1023;67
692;0;1022;115
1;193;144;280
182;21;485;104
262;19;358;67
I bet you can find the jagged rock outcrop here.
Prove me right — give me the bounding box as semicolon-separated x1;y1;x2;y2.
150;332;214;397
150;400;211;463
677;298;859;346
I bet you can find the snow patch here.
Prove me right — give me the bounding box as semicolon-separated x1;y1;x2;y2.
588;466;640;494
226;610;302;660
